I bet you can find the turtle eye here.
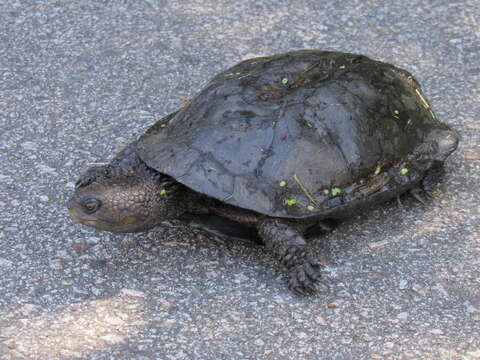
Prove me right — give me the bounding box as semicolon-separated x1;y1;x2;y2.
83;198;101;214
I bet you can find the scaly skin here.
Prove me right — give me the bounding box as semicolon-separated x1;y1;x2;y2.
68;141;193;233
257;218;322;296
68;142;324;295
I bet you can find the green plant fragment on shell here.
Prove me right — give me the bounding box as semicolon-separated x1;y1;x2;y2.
284;198;297;206
331;187;342;196
279;181;287;187
400;168;409;175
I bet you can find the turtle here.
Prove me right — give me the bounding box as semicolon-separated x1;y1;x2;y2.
67;50;458;295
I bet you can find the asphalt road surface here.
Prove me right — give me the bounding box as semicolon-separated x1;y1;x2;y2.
0;1;479;359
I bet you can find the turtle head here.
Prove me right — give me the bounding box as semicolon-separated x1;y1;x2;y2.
67;164;180;233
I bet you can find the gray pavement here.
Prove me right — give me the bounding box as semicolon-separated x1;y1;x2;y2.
0;1;479;359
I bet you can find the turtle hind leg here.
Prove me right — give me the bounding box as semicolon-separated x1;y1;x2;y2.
257;218;325;296
421;163;446;194
408;164;445;205
409;187;430;205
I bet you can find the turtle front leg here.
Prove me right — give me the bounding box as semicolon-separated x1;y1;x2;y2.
257;218;323;296
75;165;111;188
75;142;140;189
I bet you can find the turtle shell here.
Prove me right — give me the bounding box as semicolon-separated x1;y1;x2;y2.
138;50;458;218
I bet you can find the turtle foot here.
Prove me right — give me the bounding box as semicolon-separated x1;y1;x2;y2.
409;187;432;205
287;250;325;296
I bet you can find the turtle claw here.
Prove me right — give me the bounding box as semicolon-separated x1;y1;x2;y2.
288;257;323;296
396;194;404;209
409;188;431;205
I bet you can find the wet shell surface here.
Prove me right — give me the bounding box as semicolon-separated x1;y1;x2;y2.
138;50;458;218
